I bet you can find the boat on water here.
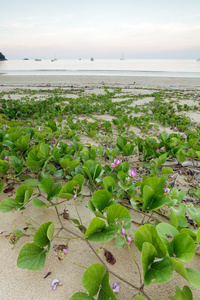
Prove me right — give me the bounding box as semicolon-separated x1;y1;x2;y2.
35;59;41;61
90;57;94;61
51;58;57;62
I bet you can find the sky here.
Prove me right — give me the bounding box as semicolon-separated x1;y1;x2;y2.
1;0;200;59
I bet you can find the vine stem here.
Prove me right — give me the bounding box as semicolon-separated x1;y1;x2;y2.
54;205;152;300
127;244;142;286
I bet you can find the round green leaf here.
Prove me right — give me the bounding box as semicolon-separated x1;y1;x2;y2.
107;204;130;225
82;263;106;297
17;243;46;270
70;292;95;300
170;233;195;262
84;218;106;239
34;222;53;247
92;190;111;212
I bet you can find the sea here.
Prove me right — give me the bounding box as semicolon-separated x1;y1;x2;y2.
0;59;200;78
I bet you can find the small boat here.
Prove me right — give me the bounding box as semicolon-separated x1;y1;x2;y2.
35;59;41;61
90;57;94;61
51;58;57;62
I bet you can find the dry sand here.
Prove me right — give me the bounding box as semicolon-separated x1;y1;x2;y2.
0;75;200;300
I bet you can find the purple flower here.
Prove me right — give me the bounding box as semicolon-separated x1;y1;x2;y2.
73;194;77;200
148;129;154;134
38;127;43;132
112;282;120;293
8;95;11;99
183;134;187;139
128;169;136;178
164;187;170;194
121;228;125;236
12;103;14;108
99;121;102;125
52;138;56;144
4;156;8;161
63;248;67;255
127;236;131;243
49;145;53;151
51;279;59;290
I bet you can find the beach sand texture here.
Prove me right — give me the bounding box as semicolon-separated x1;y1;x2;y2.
0;75;200;300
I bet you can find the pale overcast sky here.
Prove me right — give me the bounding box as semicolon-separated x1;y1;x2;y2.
1;0;200;59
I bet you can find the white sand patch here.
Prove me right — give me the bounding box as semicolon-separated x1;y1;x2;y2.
128;97;155;107
121;88;156;95
112;97;131;103
92;114;116;121
176;111;200;123
84;88;106;95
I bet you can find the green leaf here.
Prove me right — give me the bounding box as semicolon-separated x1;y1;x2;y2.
107;204;130;225
115;235;126;248
34;222;54;247
84;218;106;238
17;243;47;270
103;176;116;193
133;297;146;300
98;273;117;300
189;189;200;200
135;224;167;258
144;255;174;285
15;185;33;204
186;268;200;290
92;190;111;212
32;197;48;208
0;159;9;174
22;179;39;187
87;225;118;242
39;178;62;200
169;233;195;262
47;222;54;241
0;198;19;213
161;167;173;174
70;292;95;300
82;263;106;297
37;142;49;159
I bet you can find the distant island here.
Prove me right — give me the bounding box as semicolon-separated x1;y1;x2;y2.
0;52;7;61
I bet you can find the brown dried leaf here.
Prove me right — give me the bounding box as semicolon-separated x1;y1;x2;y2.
3;185;14;193
104;248;116;265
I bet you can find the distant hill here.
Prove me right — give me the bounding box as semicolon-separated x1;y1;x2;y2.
0;52;7;61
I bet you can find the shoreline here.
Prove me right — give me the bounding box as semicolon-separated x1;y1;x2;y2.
0;75;200;90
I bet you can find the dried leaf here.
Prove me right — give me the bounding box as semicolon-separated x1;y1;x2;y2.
104;248;116;265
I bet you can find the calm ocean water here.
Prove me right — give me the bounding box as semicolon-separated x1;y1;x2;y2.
0;59;200;78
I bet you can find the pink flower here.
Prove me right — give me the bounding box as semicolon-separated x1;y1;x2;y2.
4;156;8;161
38;127;43;132
8;95;11;99
127;236;131;243
12;103;14;108
121;228;125;236
111;159;122;168
52;138;56;144
73;194;77;200
164;187;170;194
63;248;67;255
128;169;136;178
148;129;154;134
183;134;187;139
111;163;117;168
51;279;59;290
49;146;53;151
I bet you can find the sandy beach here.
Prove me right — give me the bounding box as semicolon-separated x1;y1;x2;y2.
1;74;200;90
0;75;200;300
